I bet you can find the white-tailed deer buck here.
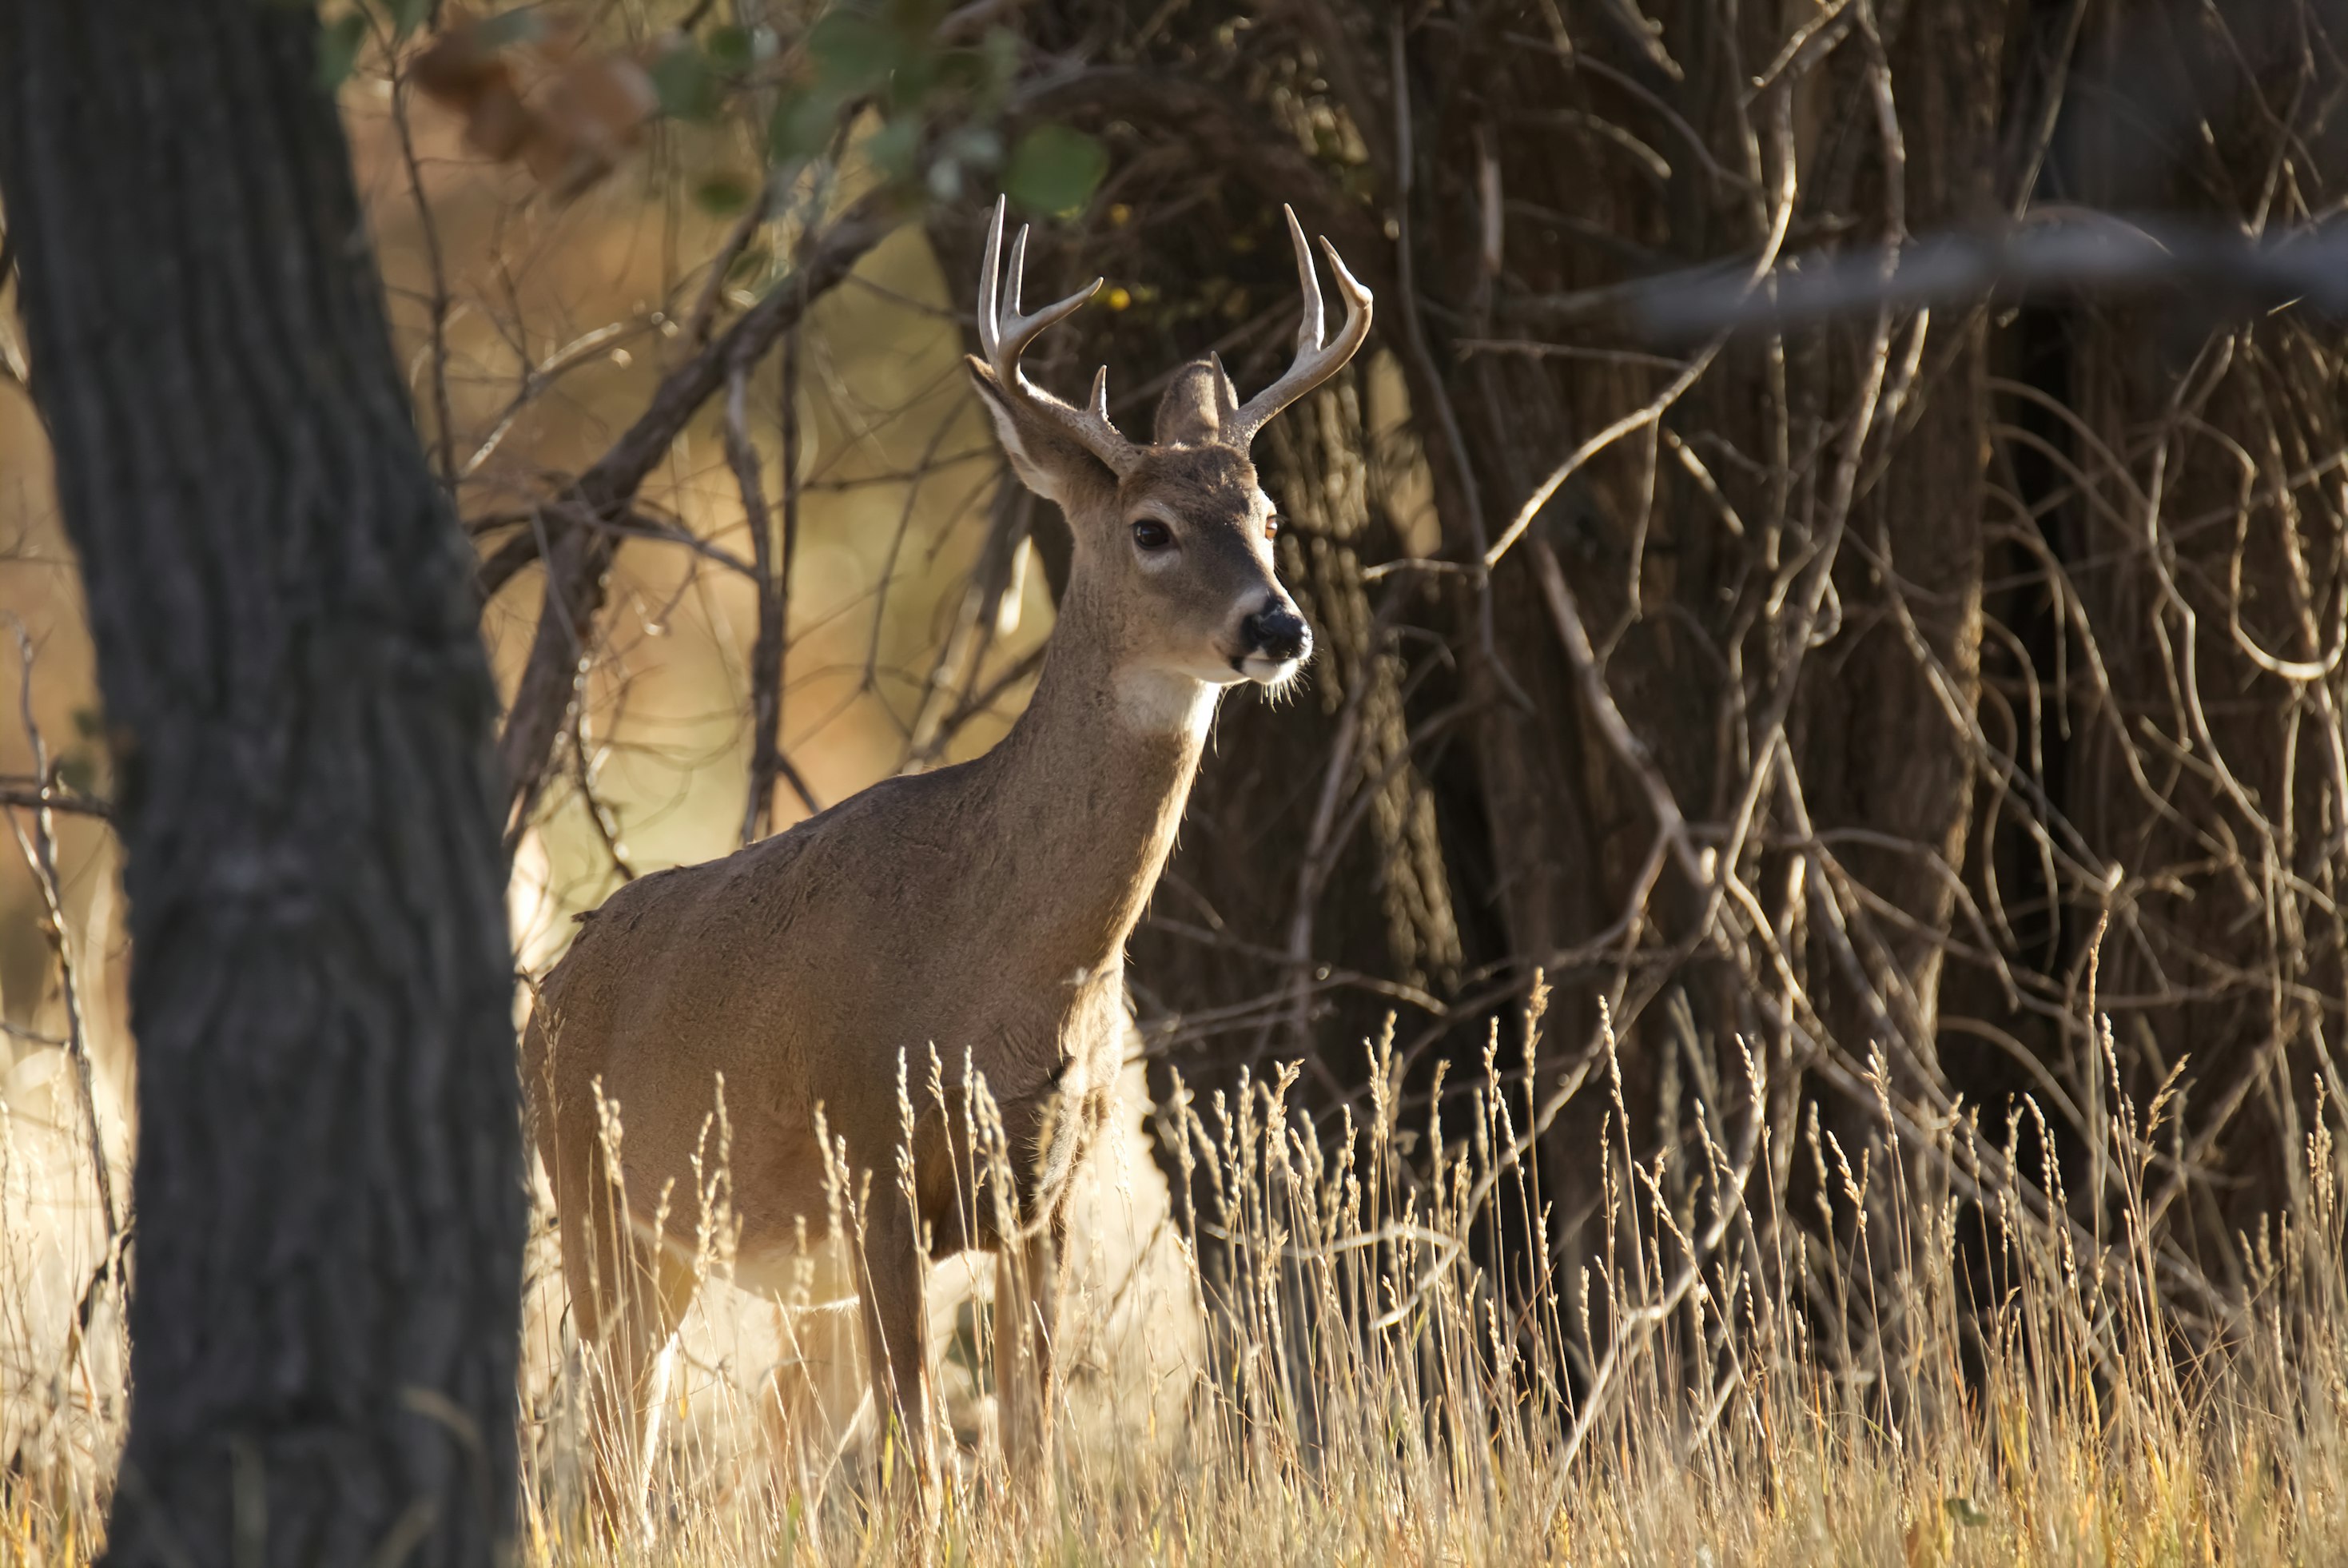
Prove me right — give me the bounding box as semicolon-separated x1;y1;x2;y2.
523;196;1371;1526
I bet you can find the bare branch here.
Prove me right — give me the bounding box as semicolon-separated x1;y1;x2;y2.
4;622;117;1252
495;190;896;851
1630;213;2348;339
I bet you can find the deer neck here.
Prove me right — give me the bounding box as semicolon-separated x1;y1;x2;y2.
980;591;1219;980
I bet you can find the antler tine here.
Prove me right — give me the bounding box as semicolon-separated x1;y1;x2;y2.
977;194;1008;366
1005;222;1029;320
973;195;1139;475
981;206;1093;372
1286;206;1325;357
1230;205;1375;447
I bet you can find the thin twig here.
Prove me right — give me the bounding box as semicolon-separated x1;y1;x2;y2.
384;27;459;490
5;622;118;1251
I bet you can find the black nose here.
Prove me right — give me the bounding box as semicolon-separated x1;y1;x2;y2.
1243;607;1311;663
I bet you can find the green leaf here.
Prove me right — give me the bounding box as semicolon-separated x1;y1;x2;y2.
931;47;983;96
882;46;937;111
973;26;1018;109
865;115;920;181
705;24;754;71
1003;124;1106;217
694;171;757;216
316;11;368;91
807;8;899;94
388;0;432;40
768;85;841;162
933;36;1009;105
650;45;720;121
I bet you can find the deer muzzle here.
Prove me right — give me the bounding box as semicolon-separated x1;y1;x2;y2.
1238;605;1312;683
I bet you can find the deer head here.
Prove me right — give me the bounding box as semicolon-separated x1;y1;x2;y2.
965;197;1372;715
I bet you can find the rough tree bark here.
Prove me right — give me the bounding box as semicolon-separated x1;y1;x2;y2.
0;7;523;1568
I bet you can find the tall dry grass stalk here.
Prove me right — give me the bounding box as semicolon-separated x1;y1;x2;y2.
5;986;2346;1566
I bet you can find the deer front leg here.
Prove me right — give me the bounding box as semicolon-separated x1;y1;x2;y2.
995;1206;1065;1484
856;1213;939;1493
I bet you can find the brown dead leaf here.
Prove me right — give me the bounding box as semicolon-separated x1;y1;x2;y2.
412;11;532;161
524;52;659;200
408;6;650;201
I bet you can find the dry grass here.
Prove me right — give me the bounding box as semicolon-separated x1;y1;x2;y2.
5;990;2347;1567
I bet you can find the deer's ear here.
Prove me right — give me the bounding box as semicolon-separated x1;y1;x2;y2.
969;357;1118;513
1152;356;1244;447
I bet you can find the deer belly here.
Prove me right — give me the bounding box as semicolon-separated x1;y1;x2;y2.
729;1229;862;1311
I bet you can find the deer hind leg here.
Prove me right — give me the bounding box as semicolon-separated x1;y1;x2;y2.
561;1157;698;1545
755;1243;866;1498
855;1212;939;1493
995;1204;1067;1486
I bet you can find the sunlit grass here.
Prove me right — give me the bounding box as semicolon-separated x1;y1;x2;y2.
6;995;2346;1566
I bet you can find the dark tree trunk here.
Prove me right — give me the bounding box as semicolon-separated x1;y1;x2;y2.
0;7;523;1568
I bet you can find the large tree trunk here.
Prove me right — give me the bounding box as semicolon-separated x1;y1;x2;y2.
0;8;523;1568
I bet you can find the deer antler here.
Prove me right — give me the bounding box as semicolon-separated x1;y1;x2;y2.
1228;205;1375;448
976;196;1140;476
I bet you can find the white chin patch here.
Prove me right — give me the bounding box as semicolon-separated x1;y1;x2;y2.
1240;654;1303;687
1115;668;1223;737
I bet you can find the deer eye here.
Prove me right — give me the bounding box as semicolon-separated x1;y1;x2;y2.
1264;516;1281;541
1132;518;1174;551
